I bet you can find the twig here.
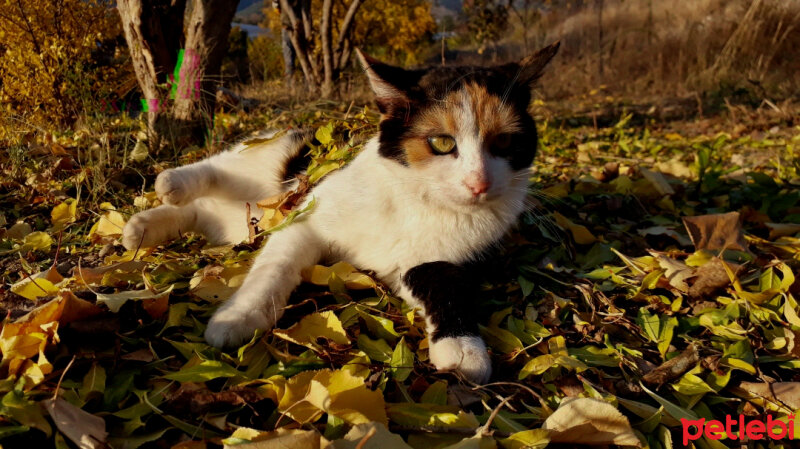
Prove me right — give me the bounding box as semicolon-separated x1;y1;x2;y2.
354;426;377;449
53;355;77;399
477;394;514;437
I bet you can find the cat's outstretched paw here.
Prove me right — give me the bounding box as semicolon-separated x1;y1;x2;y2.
429;335;492;384
121;212;162;250
155;169;194;206
205;304;275;348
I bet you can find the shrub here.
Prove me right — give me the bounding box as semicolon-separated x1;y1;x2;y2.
0;0;129;142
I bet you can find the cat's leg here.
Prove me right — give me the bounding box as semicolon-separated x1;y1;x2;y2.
399;262;491;383
204;222;322;348
122;198;250;250
155;131;306;206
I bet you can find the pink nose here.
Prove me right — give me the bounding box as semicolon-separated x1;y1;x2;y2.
463;171;490;196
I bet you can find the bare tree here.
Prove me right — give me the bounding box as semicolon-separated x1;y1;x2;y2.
117;0;239;149
508;0;541;54
278;0;364;97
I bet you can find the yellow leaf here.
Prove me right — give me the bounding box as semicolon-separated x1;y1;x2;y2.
552;212;597;245
543;398;641;446
51;199;78;230
278;368;389;426
89;203;126;241
21;232;53;252
11;277;59;300
273;311;350;349
302;262;375;290
189;264;249;303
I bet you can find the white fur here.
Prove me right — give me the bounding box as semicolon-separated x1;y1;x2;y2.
124;112;530;383
429;336;492;384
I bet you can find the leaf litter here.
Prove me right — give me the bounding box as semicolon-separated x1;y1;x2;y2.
1;106;800;448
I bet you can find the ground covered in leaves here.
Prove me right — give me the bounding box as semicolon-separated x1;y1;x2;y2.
1;103;800;449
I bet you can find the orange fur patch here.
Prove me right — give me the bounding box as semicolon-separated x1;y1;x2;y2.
400;83;521;165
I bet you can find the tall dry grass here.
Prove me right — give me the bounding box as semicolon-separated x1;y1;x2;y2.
525;0;800;100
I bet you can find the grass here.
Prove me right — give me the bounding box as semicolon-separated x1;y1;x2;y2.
1;97;800;449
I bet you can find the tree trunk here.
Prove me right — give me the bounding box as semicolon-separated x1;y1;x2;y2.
320;0;335;97
117;0;238;149
117;0;186;149
172;0;238;144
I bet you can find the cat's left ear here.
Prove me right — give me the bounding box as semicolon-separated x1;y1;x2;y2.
505;41;560;86
356;49;419;113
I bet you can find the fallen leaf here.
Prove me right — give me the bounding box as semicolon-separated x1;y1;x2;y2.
766;222;800;239
650;251;694;292
6;222;33;240
499;429;550;449
302;262;375;290
88;203;127;243
21;232;53;252
51;199;78;231
278;368;388;426
96;285;174;313
189;264;250;303
552;212;597;245
735;382;800;410
330;421;413;449
640;168;675;195
542;397;640;446
223;428;328;449
642;344;699;385
688;258;739;298
274;311;350;350
44;398;107;449
682;212;748;251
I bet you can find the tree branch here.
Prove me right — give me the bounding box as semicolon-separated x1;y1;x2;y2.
333;0;363;68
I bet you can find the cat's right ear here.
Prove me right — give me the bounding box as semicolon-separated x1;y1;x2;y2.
356;49;414;114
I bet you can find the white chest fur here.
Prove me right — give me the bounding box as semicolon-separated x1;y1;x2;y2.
306;138;526;289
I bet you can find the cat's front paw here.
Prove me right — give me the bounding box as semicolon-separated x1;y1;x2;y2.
121;212;161;250
155;169;194;206
429;335;492;383
204;304;275;348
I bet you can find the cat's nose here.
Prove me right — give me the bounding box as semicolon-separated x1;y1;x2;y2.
463;171;490;196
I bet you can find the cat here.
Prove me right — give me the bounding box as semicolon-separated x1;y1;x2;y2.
122;43;559;383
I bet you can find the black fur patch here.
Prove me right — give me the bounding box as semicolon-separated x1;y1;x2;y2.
402;261;480;340
281;131;314;181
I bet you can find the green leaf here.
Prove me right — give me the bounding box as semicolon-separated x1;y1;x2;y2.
390;337;414;381
421;381;448;405
357;334;393;363
163;360;241;382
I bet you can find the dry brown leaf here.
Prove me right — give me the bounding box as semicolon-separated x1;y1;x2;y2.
650;251;695;292
689;258;740;298
542;397;641;446
44;398;108;449
682;212;748;251
736;382;800;410
640;168;675;195
642;344;699;385
766;222;800;239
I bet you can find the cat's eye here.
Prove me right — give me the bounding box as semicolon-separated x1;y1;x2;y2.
428;135;456;155
494;133;513;149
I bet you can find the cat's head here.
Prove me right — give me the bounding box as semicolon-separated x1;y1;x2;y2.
357;43;559;209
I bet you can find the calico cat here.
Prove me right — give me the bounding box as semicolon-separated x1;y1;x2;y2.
122;43;559;383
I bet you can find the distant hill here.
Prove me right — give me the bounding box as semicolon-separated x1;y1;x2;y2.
235;0;265;25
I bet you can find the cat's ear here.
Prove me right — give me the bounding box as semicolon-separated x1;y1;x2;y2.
356;49;415;113
509;41;560;86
